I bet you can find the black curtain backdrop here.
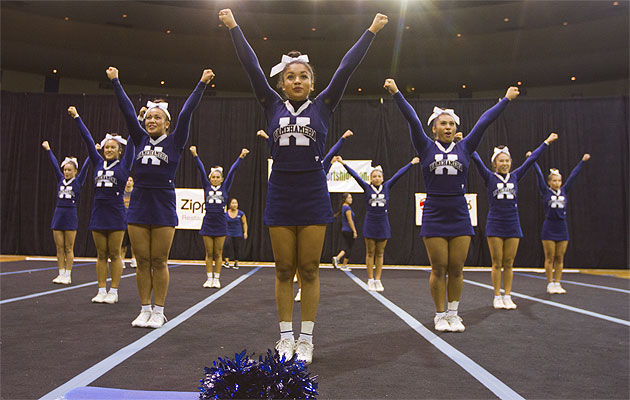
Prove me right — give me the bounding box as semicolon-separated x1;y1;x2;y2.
1;90;628;268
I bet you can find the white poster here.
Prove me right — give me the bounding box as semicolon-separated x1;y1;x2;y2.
267;158;374;193
415;193;477;226
175;188;206;230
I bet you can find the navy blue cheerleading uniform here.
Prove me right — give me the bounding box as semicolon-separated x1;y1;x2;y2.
194;155;243;237
111;78;207;226
471;142;549;238
74;117;135;231
534;160;585;241
46;150;90;231
344;162;414;240
322;137;346;174
392;91;512;237
230;26;375;226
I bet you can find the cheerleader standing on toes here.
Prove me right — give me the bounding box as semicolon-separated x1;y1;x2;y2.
384;78;520;332
223;198;248;270
219;8;388;364
189;146;249;289
336;156;419;291
106;66;214;328
41;141;90;284
333;192;357;272
533;153;590;294
471;132;558;309
68;106;135;303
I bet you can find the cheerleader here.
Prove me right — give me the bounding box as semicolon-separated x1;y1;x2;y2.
219;8;388;364
106;66;214;328
41;141;90;284
533;153;590;294
189;146;249;288
68;106;135;303
471;132;558;309
332;193;357;272
384;78;519;332
223;198;248;270
335;156;419;291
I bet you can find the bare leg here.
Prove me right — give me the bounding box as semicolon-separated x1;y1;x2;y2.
336;250;346;259
92;231;109;288
296;225;326;322
553;240;569;282
202;236;214;275
501;238;520;295
374;239;387;280
365;238;376;280
446;236;471;302
52;230;66;271
63;231;77;271
213;236;226;275
487;237;505;296
107;230;125;288
542;240;556;283
128;224;153;304
149;226;175;306
424;237;449;312
269;226;298;322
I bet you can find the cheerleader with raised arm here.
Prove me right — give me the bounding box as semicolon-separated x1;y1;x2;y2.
189;146;249;289
68;106;135;303
533;153;590;294
41;141;90;285
384;78;519;332
219;8;387;363
471;133;558;309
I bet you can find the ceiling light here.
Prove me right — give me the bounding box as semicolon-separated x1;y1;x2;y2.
570;76;576;81
405;26;410;30
122;13;128;18
461;84;467;89
64;16;69;21
517;81;523;86
166;29;172;34
613;1;619;5
160;80;165;85
456;33;462;38
562;21;569;26
504;17;510;23
311;27;317;31
52;69;58;74
263;37;268;41
211;83;215;88
357;88;362;92
218;24;223;28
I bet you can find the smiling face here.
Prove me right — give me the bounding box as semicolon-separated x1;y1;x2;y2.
144;108;170;137
62;162;77;180
102;139;121;161
229;198;238;210
370;170;384;186
432;114;457;143
548;173;562;191
493;153;512;174
281;63;314;101
345;194;353;205
209;171;223;186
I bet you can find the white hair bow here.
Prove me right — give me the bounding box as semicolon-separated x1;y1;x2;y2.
210;166;223;175
100;133;127;147
270;54;310;78
549;168;561;176
370;165;383;174
61;157;78;169
491;146;511;163
146;101;171;121
427;106;460;127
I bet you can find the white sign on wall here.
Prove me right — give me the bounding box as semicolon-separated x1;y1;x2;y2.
267;158;374;193
175;188;205;230
415;193;477;226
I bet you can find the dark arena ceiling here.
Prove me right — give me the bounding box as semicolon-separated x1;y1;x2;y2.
1;0;628;96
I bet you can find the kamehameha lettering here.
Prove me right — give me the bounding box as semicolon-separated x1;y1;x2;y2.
369;193;386;207
207;189;225;204
429;154;463;175
96;170;116;187
138;145;168;165
58;185;75;199
493;182;515;199
273;117;315;147
549;195;565;208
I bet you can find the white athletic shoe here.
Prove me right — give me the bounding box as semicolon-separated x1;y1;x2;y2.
293;274;298;283
547;282;556;294
212;278;221;289
275;337;295;362
222;261;230;269
52;273;64;284
294;288;301;302
502;296;517;309
92;292;107;303
446;314;466;332
294;338;314;365
434;314;450;332
332;256;339;269
339;265;350;271
493;297;505;309
146;311;167;329
367;279;376;291
554;282;566;294
131;310;152;328
130;258;137;268
203;278;213;288
374;280;384;292
61;274;71;285
104;292;118;304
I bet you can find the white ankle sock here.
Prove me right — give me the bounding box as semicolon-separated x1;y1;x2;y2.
214;273;220;279
141;304;152;312
63;270;71;277
279;321;293;340
494;295;502;300
447;301;459;316
435;312;446;318
98;288;107;295
299;321;314;344
153;305;164;315
207;273;213;278
109;288;118;294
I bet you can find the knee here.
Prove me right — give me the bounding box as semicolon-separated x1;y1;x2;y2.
492;263;502;270
96;250;109;261
431;265;447;279
447;267;463;279
64;245;74;254
503;257;515;269
553;256;564;265
108;250;121;261
365;249;375;258
275;264;296;282
375;248;385;258
298;265;318;284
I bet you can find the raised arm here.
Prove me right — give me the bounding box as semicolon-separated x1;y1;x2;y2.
42;141;63;181
533;162;548;194
513;133;557;181
340;158;370;192
563;154;590;192
68;107;102;167
224;149;249;192
189;146;210;189
121;135;136;171
77;158;91;185
220;9;279;107
322;130;352;173
385;157;419;189
471;151;492;185
461;86;519;154
106;67;146;147
385;80;432;155
173;69;212;150
318;14;387;110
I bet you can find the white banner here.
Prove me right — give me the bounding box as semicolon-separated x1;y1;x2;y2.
267;158;373;193
175;188;205;230
415;193;477;226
